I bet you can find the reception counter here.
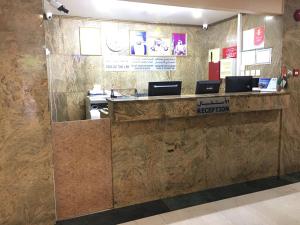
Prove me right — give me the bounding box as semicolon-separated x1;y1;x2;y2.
52;92;291;219
108;92;290;207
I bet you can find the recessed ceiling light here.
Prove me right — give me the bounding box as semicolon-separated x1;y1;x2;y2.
265;16;274;21
192;9;202;19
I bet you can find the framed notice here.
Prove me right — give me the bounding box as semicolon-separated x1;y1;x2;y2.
79;27;102;55
256;48;272;64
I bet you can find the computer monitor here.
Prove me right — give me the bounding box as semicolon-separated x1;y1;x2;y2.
252;77;260;88
148;81;182;96
225;76;253;93
195;80;221;94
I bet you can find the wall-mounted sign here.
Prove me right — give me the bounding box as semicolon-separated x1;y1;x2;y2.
223;46;237;59
104;56;176;72
197;97;230;115
243;26;265;51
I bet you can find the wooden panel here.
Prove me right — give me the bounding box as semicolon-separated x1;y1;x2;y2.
52;119;112;220
124;0;284;15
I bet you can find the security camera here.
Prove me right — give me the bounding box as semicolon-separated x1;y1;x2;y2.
44;12;53;20
46;0;69;14
202;24;208;30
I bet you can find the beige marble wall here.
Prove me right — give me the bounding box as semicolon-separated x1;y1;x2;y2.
0;1;55;225
244;15;283;76
112;110;281;207
109;94;288;207
45;15;282;122
281;0;300;174
52;119;113;220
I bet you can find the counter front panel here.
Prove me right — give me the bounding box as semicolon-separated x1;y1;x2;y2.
108;92;289;207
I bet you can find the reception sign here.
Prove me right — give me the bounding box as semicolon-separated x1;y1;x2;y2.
104;56;176;71
197;97;230;115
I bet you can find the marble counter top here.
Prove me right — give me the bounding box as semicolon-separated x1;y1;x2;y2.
108;92;290;123
107;91;289;103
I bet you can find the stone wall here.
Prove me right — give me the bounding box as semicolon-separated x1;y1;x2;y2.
45;15;283;122
0;1;55;225
281;0;300;174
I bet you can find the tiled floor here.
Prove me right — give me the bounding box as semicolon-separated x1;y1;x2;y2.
56;173;300;225
120;182;300;225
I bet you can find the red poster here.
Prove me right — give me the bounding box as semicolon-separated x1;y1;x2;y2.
254;27;265;46
222;46;237;59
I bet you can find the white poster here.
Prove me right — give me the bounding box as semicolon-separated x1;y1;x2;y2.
80;27;102;55
208;48;220;63
243;27;265;51
242;50;256;66
104;56;176;71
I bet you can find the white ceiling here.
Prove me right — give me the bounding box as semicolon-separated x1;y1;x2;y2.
43;0;237;25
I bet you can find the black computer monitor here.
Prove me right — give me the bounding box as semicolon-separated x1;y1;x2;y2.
252;77;260;88
225;76;253;93
148;81;182;96
195;80;221;94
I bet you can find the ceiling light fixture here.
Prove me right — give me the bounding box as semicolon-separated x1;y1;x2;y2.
192;9;202;19
265;16;274;21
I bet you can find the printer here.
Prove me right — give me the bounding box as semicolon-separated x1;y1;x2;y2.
85;85;123;119
86;93;110;119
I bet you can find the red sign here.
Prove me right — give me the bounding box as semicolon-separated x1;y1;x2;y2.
222;46;237;59
254;27;265;46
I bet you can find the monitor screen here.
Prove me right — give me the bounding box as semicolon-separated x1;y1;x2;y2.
195;80;221;94
148;81;182;96
252;77;260;88
225;76;253;93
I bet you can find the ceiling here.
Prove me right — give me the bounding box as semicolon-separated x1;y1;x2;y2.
43;0;237;25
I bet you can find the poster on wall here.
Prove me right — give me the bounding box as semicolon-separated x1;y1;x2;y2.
243;26;265;51
104;56;176;71
222;46;237;59
148;37;171;56
79;27;102;55
102;22;129;56
208;48;220;63
172;33;187;56
130;31;147;56
220;58;237;78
